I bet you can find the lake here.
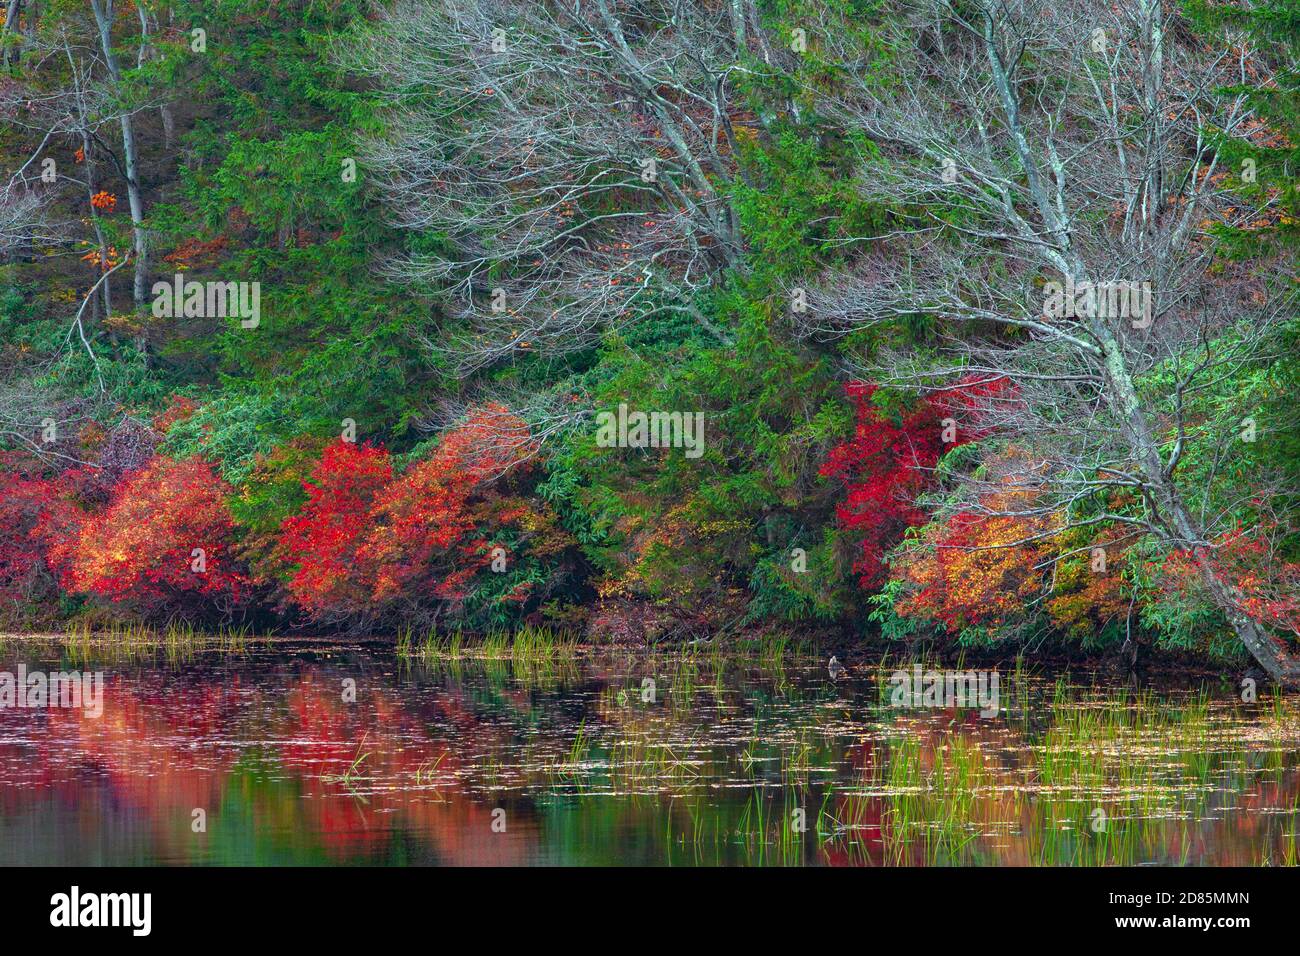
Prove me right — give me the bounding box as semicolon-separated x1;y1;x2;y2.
1;636;1297;866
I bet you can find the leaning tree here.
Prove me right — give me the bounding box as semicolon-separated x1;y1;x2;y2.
797;0;1300;682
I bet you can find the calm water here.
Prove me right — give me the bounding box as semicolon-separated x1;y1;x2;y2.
1;638;1298;866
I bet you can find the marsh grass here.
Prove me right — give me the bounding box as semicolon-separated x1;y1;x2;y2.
49;620;257;666
818;682;1300;865
321;733;373;791
12;625;1299;866
396;625;579;665
733;790;810;865
509;664;1300;865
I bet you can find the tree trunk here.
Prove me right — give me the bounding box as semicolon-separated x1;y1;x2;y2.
729;0;746;51
1099;325;1300;685
82;131;114;322
89;0;149;315
160;104;175;149
2;0;22;70
119;114;148;310
1193;548;1300;685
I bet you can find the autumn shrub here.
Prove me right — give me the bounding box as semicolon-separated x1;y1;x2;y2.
819;379;1008;590
153;395;199;434
279;440;395;619
820;383;946;589
357;412;525;607
0;455;70;625
49;455;250;619
892;505;1053;640
884;470;1140;648
280;405;547;625
1139;523;1300;658
1044;524;1132;647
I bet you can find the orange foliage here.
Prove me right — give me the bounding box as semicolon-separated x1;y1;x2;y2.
47;456;248;613
281;404;537;619
894;476;1055;635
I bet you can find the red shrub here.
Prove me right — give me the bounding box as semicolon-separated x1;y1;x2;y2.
153;395;199;434
821;378;1011;589
279;440;394;617
0;460;58;619
280;405;536;619
1158;524;1300;639
0;456;102;622
360;405;534;604
821;385;951;587
54;456;248;614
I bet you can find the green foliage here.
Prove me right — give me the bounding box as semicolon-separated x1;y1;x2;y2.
866;577;922;641
539;294;849;614
160;387;295;486
731;130;887;286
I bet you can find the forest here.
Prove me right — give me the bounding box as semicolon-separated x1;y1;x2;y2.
1;0;1297;683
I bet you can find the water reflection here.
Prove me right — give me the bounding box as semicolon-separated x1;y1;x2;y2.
0;641;1297;865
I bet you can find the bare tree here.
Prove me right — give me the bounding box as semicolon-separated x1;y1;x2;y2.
2;0;24;70
0;175;44;254
345;0;769;375
0;23;138;328
88;0;148;310
418;381;591;476
797;0;1300;681
2;4;165;345
0;19;144;450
